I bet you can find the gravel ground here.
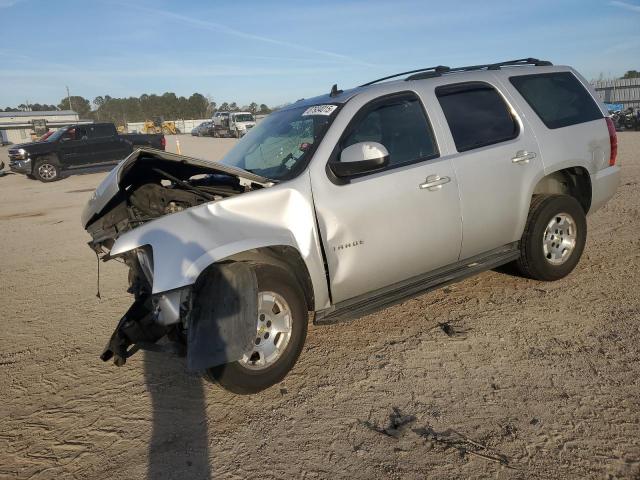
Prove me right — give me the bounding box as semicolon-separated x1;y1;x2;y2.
0;133;638;480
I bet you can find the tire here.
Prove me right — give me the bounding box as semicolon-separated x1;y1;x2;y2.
33;156;61;182
234;129;240;138
206;264;308;394
516;194;587;281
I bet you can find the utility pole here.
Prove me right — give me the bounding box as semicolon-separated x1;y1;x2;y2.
66;85;73;112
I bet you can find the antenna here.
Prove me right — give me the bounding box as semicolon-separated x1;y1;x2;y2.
330;84;343;97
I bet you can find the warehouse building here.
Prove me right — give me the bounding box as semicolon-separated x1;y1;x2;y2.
0;110;89;145
592;78;640;111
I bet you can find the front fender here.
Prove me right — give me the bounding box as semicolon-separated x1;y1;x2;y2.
110;176;330;309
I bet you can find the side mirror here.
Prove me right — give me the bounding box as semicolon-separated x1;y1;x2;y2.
329;141;389;178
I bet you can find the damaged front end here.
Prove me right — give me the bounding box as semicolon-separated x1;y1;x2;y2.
99;248;192;367
83;148;271;369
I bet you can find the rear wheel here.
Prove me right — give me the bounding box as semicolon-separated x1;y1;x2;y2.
205;264;308;394
516;194;587;281
34;157;60;182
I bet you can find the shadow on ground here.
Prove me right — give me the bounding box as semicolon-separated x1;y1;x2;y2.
145;352;212;480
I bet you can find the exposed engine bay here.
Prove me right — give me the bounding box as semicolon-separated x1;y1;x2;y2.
85;153;262;252
82;149;270;369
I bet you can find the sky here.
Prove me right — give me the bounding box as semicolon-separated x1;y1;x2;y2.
0;0;638;109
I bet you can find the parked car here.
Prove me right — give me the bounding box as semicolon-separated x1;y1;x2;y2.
191;121;213;137
82;58;619;394
8;123;165;181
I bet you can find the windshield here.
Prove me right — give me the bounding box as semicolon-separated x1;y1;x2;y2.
220;104;339;181
233;114;254;122
45;127;70;142
38;131;53;141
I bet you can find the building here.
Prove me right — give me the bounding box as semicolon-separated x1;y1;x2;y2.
592;78;640;111
0;110;90;145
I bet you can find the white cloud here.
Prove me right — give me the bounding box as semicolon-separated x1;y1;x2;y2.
111;1;373;67
610;0;640;13
0;0;25;7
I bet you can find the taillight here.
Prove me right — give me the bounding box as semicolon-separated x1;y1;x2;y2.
606;117;617;166
160;136;166;150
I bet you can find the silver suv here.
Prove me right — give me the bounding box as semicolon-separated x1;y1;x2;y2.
83;58;620;394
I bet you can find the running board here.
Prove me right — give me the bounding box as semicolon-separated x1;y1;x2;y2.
314;243;520;325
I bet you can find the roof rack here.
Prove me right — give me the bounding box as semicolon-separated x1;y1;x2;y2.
359;58;552;87
359;65;450;87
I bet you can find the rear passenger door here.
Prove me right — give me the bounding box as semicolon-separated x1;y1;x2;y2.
89;124;120;163
434;81;543;259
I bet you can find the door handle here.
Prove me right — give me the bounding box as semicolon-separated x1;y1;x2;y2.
419;174;451;191
512;150;536;164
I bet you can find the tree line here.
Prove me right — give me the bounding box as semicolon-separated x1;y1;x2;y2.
2;92;273;125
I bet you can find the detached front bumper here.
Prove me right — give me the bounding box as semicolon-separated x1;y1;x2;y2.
101;294;186;366
9;157;31;174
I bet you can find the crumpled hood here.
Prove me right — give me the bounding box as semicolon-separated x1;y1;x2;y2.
81;147;270;229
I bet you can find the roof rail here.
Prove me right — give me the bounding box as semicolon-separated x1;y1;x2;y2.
360;58;552;86
359;65;450;87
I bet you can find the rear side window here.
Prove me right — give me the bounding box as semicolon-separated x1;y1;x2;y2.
91;125;114;138
509;72;602;129
436;82;519;152
342;93;438;168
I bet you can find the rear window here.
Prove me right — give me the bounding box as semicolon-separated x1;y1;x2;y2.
509;72;602;129
436;82;519;152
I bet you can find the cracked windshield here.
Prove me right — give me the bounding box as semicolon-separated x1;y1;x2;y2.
220;104;337;180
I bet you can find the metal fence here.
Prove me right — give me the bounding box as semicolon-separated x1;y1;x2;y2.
592;78;640;110
124;118;210;134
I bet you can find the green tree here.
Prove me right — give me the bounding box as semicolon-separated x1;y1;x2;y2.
259;103;271;114
621;70;639;79
248;102;258;114
58;96;91;118
187;93;209;119
229;102;238;112
219;102;230;111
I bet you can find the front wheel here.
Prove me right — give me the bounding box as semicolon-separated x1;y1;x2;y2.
205;264;308;394
34;157;61;182
516;194;587;281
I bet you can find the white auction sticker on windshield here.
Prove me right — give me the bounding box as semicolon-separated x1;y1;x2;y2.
302;105;337;116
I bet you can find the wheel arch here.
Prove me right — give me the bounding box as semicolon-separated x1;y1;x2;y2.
31;152;61;174
532;166;592;213
210;245;315;312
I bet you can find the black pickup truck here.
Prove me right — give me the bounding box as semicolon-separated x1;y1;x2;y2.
8;123;166;182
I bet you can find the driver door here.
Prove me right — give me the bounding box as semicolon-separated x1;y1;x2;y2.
311;92;463;303
58;127;89;167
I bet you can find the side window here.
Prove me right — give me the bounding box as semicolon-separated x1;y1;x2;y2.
342;94;438;168
75;127;88;140
436;82;519;152
63;128;77;141
92;125;114;138
509;72;603;129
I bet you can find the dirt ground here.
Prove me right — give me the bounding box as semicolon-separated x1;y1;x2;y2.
0;134;639;480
